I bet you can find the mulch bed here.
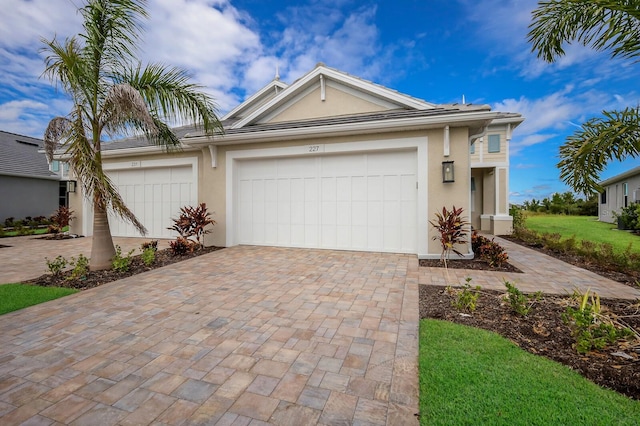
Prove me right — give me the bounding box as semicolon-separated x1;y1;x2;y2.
27;246;224;290
419;258;522;273
419;284;640;400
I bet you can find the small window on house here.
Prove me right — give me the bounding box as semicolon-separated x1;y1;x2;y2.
600;191;607;204
51;160;60;173
470;141;475;154
624;183;628;207
488;134;500;153
62;162;70;178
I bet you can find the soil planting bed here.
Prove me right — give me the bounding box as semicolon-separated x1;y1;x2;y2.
27;246;224;290
420;284;640;400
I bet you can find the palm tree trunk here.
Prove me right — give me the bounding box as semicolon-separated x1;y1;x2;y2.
91;199;116;271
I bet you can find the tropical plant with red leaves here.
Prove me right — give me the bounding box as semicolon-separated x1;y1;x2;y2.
168;203;216;249
429;206;470;269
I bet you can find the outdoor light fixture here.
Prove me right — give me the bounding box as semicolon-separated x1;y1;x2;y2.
66;180;77;193
442;161;455;183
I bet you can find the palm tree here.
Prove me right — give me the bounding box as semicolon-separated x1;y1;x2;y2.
42;0;223;270
528;0;640;195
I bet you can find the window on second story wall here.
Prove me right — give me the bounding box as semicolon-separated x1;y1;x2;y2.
470;141;475;154
51;160;60;173
488;134;500;153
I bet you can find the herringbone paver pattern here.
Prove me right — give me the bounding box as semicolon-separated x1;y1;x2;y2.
0;246;419;425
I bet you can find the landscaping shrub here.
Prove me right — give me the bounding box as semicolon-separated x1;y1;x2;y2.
429;206;469;268
472;231;509;267
168;203;216;249
169;236;198;255
46;255;68;276
68;254;89;280
447;278;481;312
562;289;635;354
112;245;134;272
503;281;541;317
614;202;640;231
48;206;75;234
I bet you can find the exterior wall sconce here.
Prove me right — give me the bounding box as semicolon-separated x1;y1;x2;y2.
442;161;455;183
66;180;77;193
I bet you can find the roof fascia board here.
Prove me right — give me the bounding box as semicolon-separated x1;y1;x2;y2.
222;79;289;121
188;111;501;146
231;65;434;129
0;171;61;181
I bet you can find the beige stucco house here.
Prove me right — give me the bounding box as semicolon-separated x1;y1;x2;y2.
598;165;640;223
68;64;523;259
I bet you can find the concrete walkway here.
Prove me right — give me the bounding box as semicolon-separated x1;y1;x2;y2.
0;246;419;425
420;236;640;300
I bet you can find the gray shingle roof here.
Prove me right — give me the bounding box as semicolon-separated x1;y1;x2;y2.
0;131;58;179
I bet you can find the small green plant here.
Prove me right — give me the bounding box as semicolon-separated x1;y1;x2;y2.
141;246;156;266
45;255;68;276
448;278;481;312
67;254;90;280
562;289;634;354
503;281;541;316
429;206;469;270
112;245;134;272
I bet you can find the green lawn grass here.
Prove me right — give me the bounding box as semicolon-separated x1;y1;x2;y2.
0;284;77;315
420;319;640;425
525;214;638;254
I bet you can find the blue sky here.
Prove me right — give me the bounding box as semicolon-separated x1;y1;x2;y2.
1;0;638;204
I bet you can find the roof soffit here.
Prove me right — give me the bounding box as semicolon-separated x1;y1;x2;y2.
230;65;435;129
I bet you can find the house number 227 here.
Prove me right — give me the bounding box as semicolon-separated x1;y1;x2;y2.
307;145;322;153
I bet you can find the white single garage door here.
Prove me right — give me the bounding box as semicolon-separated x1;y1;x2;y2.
107;166;195;238
236;150;417;253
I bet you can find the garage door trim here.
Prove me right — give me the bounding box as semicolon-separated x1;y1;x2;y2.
226;137;428;256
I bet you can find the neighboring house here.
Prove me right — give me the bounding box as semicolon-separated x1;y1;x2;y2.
598;165;640;223
68;64;523;259
0;130;65;221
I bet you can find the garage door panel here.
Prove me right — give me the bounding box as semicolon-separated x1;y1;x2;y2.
235;150;417;253
107;165;194;239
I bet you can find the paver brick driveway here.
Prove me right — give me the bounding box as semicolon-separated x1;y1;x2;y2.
0;246;419;425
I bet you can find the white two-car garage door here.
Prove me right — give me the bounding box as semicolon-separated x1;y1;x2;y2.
235;150;417;253
107;165;196;239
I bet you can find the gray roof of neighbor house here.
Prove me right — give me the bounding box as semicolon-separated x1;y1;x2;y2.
0;130;58;179
600;165;640;186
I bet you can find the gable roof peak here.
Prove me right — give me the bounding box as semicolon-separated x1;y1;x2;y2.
230;65;435;129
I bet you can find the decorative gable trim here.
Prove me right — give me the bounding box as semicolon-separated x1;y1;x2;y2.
230;64;434;129
222;79;289;121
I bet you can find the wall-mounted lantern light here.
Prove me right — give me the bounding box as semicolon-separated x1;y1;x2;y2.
442;161;455;183
66;180;77;193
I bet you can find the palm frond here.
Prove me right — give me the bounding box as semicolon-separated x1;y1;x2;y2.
120;63;224;138
43;117;73;162
528;0;640;62
557;107;640;195
101;82;158;137
80;0;148;68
